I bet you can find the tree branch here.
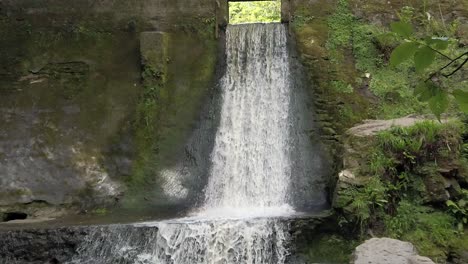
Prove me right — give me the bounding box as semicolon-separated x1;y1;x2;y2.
425;51;468;82
419;42;454;61
442;55;468;78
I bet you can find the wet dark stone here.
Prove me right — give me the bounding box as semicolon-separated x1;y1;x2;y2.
2;212;28;222
0;227;89;264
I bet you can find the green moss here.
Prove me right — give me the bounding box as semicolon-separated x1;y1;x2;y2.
125;20;218;205
401;211;458;261
326;0;355;52
292;0;371;134
302;234;358;263
331;80;354;93
91;208;109;216
352;24;383;72
340;177;388;229
338;120;468;261
384;200;459;260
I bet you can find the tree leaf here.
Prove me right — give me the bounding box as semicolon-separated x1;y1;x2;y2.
414;82;428;99
453;89;468;113
390;21;413;38
414;46;436;73
426;37;449;50
428;89;449;120
414;81;437;102
446;200;457;207
390;42;419;67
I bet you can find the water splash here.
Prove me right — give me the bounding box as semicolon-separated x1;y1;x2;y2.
202;24;293;213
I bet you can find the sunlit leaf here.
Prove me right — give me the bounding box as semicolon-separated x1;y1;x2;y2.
414;46;436;73
453;89;468;113
390;21;413;38
390;42;419;67
446;200;457;207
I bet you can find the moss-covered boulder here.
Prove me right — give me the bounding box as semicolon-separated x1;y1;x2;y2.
333;118;468;262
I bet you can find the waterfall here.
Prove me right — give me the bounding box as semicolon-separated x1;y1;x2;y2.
68;23;325;264
201;24;293;215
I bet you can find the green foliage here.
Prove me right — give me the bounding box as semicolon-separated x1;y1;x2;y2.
390;21;413;38
370;67;412;99
324;3;467;119
229;1;281;24
326;0;354;51
383;198;463;261
385;200;424;237
402;211;458;261
325;1;426;119
352;25;383;72
331;80;353;93
374;121;462;168
91;208;108;216
387;18;468;118
345;121;465;239
342;177;388;229
303;235;357;263
453;89;468;113
428;89;449;119
290;7;315;28
446;189;468;231
415;46;436;73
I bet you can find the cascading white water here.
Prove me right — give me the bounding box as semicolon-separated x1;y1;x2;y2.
68;23;314;264
201;23;294;215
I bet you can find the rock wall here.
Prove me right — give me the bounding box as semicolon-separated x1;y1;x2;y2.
0;0;219;219
0;0;215;27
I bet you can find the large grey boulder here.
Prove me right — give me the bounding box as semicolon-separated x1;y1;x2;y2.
353;238;435;264
346;115;449;137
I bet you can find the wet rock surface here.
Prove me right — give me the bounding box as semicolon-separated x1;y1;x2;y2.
0;215;326;264
0;227;89;264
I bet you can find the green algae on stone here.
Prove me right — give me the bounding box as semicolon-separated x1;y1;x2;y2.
124;21;218;208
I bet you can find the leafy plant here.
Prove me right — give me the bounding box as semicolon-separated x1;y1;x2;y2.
385;200;421;237
446;189;468;231
229;1;281;24
402;211;457;261
387;20;468;119
343;177;388;230
331;80;353;93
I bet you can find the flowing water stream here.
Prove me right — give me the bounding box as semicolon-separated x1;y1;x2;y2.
68;23;325;264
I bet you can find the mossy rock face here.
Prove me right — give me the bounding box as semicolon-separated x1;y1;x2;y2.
0;19;142;209
0;0;220;216
416;166;451;203
349;0;468;26
0;15;136;213
333;119;468;262
124;23;219;210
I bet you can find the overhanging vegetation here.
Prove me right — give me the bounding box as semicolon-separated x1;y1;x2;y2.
229;0;281;24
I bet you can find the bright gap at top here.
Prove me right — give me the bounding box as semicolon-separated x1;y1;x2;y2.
229;0;281;24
